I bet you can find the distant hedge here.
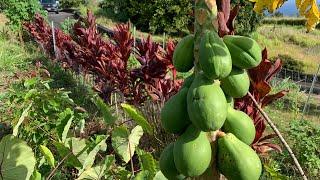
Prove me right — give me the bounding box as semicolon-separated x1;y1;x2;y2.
262;18;320;29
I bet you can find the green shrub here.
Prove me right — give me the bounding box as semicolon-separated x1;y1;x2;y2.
60;0;84;8
100;0;261;36
2;0;46;31
273;119;320;178
276;54;305;72
231;0;263;36
271;78;305;112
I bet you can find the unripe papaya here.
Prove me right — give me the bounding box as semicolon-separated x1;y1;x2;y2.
173;125;211;177
225;95;234;108
173;35;195;72
199;31;232;80
159;143;185;180
221;67;250;98
181;73;194;89
222;108;256;145
217;133;262;180
223;35;262;69
187;73;228;131
161;88;191;134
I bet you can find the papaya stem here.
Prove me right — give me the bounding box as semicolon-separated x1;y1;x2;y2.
248;92;308;180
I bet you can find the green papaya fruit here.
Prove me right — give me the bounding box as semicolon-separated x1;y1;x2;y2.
161;88;191;134
182;73;194;88
173;125;211;177
217;133;262;180
222;108;256;145
159;143;185;180
221;67;250;98
225;95;234;108
223;35;262;69
173;35;195;72
187;73;228;131
199;31;232;80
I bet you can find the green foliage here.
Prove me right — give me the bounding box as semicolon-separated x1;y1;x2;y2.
61;18;77;34
0;135;36;180
271;78;305;112
231;0;263;36
100;0;193;35
274;120;320;178
60;0;84;8
2;0;46;31
121;103;153;134
276;54;305;72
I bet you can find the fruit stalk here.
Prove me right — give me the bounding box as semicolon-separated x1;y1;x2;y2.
194;0;220;179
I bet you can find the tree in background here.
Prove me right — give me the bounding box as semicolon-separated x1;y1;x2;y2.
100;0;262;36
60;0;84;8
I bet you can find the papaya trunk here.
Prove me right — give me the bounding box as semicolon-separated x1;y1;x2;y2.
194;1;220;179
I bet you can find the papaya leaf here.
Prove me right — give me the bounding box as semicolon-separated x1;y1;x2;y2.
0;135;36;180
136;149;158;178
79;137;107;174
12;103;32;136
56;108;74;143
92;96;117;125
121;104;153;134
112;125;144;163
39;145;55;167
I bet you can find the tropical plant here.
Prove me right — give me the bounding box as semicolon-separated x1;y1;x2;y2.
24;12;181;105
2;0;46;31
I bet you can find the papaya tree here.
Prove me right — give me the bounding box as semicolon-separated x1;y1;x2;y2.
158;0;309;179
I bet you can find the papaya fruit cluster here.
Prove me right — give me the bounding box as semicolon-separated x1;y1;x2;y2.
160;31;263;180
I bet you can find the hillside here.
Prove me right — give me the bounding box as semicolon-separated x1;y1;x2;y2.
253;24;320;74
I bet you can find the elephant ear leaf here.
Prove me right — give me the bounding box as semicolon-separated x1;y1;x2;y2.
0;135;36;180
39;145;55;168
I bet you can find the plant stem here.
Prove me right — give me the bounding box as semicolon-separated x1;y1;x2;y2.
248;92;308;180
46;152;72;180
194;0;220;179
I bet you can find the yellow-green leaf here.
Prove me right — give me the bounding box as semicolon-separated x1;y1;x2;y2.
39;145;55;167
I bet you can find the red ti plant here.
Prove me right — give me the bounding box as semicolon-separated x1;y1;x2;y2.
235;48;288;155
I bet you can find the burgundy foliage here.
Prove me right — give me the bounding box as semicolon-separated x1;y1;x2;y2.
24;11;181;105
235;48;288;154
216;0;240;37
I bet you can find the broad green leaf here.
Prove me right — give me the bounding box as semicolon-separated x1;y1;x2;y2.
0;135;36;180
121;104;153;134
92;96;116;125
79;138;107;174
153;171;167;180
112;126;144;163
53;141;82;168
69;137;88;165
30;170;41;180
39;145;55;167
76;165;107;180
24;77;38;88
56;108;74;142
13;103;32;136
137;149;158;177
77;156;115;180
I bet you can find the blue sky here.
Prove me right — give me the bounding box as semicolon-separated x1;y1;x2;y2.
276;0;320;16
